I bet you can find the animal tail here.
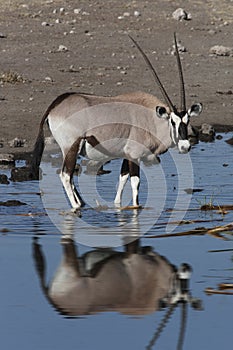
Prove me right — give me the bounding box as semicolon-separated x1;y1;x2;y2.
29;110;48;179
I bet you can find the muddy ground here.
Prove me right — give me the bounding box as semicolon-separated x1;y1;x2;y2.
0;0;232;156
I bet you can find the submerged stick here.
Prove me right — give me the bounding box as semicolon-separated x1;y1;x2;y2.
205;288;233;296
146;223;233;239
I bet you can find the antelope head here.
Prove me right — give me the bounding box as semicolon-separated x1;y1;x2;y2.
129;33;203;153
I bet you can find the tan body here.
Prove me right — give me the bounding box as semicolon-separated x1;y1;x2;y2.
31;35;202;209
33;239;176;316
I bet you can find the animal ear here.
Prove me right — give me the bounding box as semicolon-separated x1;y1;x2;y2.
188;103;203;117
156;106;169;119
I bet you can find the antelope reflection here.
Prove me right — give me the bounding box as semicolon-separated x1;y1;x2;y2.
33;237;185;316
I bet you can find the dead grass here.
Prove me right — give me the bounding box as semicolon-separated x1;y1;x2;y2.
0;70;25;84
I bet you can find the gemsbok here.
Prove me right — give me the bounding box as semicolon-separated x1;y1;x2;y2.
33;237;201;317
31;33;202;210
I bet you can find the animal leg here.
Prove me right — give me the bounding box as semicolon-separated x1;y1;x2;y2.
60;139;85;210
129;160;140;207
114;159;129;206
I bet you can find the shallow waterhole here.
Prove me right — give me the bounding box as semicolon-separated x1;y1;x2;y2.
0;133;232;350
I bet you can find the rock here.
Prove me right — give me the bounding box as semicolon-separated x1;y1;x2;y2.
0;200;26;206
59;7;65;15
0;153;15;165
0;174;10;184
134;11;141;17
170;41;187;55
58;44;68;52
225;137;233;146
172;8;192;21
209;45;233;56
74;9;81;15
41;22;52;27
184;188;203;194
0;33;7;38
199;123;215;142
10;166;41;182
44;76;53;82
8;137;26;148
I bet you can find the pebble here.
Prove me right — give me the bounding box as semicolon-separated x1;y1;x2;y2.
170;41;187;55
58;44;68;52
0;174;9;185
44;76;53;82
0;200;26;206
0;33;7;38
0;153;15;164
41;22;51;26
8;138;26;148
172;8;192;21
59;7;65;15
74;8;82;15
134;11;141;17
209;45;233;56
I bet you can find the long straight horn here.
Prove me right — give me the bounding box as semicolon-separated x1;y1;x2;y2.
174;32;186;112
128;35;175;112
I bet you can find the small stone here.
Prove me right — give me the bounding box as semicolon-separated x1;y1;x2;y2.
44;76;53;82
59;7;65;15
0;174;9;185
123;12;130;17
0;33;7;38
0;200;26;206
134;10;141;17
170;41;187;55
208;29;216;35
58;44;68;52
225;137;233;145
199;124;215;142
74;8;81;15
172;8;191;21
8;138;25;148
11;166;40;182
209;45;233;56
41;22;50;26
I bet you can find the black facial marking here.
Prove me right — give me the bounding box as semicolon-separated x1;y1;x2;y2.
178;122;188;140
179;111;187;118
171;119;176;127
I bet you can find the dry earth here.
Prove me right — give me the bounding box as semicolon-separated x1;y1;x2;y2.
0;0;233;155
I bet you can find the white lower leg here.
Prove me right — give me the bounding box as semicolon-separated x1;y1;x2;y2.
114;173;129;205
130;176;140;206
60;172;82;209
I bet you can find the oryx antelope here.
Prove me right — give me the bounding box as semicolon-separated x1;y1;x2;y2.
31;33;202;210
33;238;180;316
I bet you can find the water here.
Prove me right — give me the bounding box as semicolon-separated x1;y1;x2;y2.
0;134;233;350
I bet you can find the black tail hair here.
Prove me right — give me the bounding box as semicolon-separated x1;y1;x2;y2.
32;123;45;170
29;92;77;179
